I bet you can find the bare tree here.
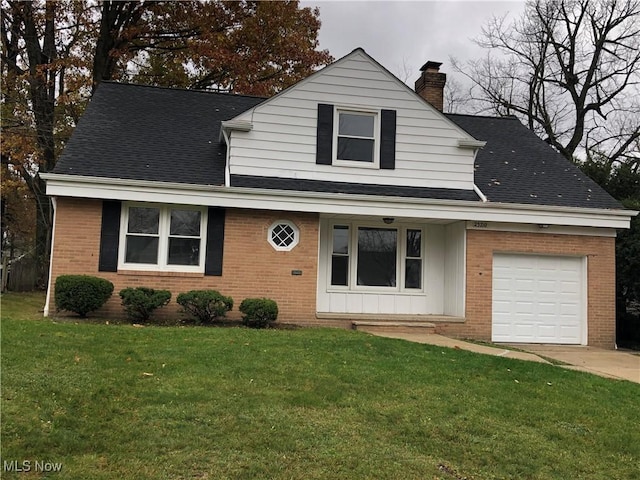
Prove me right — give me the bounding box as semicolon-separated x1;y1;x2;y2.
452;0;640;166
443;77;474;114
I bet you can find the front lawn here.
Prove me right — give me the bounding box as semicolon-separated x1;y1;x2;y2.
1;292;639;479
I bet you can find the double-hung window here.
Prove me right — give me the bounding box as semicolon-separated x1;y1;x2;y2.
330;223;424;291
316;104;395;169
121;204;206;271
336;111;377;164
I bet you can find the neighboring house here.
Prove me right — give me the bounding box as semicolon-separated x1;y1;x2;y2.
43;48;635;348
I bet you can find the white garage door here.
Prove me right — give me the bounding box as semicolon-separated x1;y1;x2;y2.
492;254;585;344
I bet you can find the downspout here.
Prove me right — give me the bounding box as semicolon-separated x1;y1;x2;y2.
473;184;488;203
222;128;231;187
43;196;57;316
471;148;488;202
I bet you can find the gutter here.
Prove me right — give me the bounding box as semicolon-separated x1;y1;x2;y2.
41;172;637;225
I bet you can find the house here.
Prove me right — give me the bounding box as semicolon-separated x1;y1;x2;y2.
43;48;635;348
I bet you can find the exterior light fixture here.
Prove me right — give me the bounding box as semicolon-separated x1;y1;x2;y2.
382;217;395;224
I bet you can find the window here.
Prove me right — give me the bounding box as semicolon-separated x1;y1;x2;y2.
125;207;160;264
331;225;349;286
336;111;377;163
268;220;299;251
168;209;202;265
121;204;206;271
357;227;397;286
405;229;422;289
329;223;423;291
316;104;395;169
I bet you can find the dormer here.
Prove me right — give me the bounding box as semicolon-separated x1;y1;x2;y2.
223;49;484;192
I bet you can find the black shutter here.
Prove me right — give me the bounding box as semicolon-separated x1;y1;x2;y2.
316;103;334;165
380;109;397;170
98;200;121;272
205;207;225;276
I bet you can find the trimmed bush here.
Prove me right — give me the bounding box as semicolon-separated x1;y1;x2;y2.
176;290;233;324
55;275;114;317
119;287;171;323
239;298;278;328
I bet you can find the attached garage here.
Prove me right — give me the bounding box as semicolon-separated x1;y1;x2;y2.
492;254;586;345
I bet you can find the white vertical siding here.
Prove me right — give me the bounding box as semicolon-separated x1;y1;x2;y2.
443;222;466;317
425;225;445;313
228;50;477;191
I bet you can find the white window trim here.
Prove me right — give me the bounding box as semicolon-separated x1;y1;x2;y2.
268;220;300;251
118;202;208;273
327;221;425;293
333;107;380;169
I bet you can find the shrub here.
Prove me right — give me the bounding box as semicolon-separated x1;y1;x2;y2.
119;287;171;323
239;298;278;329
55;275;114;317
176;290;233;324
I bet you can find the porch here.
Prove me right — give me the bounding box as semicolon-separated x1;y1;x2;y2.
316;216;467;320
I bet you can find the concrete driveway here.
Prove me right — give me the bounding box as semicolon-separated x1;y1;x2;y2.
514;345;640;383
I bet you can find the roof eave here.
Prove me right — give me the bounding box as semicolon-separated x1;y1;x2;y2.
42;173;637;230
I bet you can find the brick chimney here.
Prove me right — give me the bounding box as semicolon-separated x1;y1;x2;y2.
414;61;446;112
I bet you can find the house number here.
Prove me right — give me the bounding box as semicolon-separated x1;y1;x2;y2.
473;222;488;228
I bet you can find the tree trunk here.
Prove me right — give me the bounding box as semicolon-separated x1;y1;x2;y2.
21;2;57;287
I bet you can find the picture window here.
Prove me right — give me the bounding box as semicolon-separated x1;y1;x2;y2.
329;223;424;291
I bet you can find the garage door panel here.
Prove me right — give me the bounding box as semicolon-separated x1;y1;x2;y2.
538;280;557;294
492;254;585;344
560;282;579;294
538;302;557;315
515;301;534;314
515;279;535;292
560;303;579;315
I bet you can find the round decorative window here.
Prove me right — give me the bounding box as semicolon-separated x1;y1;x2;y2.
268;220;299;251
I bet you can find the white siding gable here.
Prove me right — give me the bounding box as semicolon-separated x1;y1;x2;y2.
227;49;478;191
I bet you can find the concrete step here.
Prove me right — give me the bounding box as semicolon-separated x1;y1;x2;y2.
352;321;437;335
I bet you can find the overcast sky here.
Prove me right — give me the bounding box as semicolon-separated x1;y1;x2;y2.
301;0;527;86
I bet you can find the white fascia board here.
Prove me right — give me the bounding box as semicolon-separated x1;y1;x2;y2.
42;173;636;230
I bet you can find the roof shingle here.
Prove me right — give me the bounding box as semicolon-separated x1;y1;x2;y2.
54;82;620;210
447;114;621;209
54;82;264;186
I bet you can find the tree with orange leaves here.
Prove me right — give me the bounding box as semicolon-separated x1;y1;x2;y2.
1;0;331;288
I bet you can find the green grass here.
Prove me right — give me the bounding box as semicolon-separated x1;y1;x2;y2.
1;292;639;480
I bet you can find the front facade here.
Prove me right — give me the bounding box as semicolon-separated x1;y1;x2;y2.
44;49;634;348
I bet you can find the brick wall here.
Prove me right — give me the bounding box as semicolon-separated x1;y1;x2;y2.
436;229;616;348
48;198;319;323
48;198;617;347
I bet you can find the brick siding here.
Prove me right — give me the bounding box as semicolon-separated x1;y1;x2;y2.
47;198;319;323
48;198;616;347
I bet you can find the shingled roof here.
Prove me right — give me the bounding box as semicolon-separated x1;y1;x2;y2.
54;82;264;186
54;82;620;210
447;114;621;209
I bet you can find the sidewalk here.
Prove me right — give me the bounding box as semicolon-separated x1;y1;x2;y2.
368;331;550;363
367;331;640;383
